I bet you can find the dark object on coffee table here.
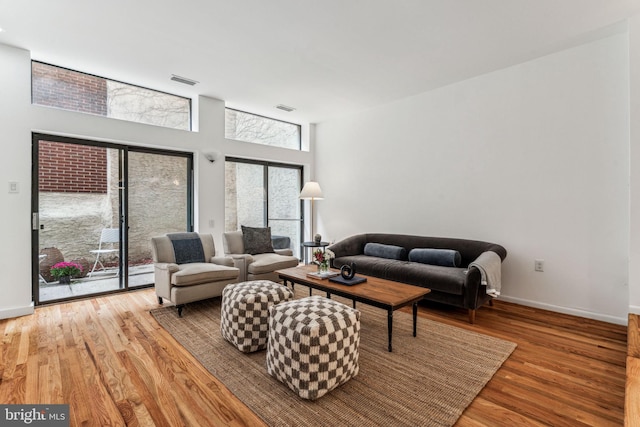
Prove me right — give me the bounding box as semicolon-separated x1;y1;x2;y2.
329;275;366;286
340;262;356;280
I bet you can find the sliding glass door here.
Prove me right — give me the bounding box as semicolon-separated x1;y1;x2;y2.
32;134;193;304
127;150;191;288
225;158;303;258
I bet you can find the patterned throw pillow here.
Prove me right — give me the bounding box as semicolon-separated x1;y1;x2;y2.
241;226;275;255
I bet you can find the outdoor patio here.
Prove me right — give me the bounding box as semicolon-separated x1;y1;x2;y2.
39;264;154;301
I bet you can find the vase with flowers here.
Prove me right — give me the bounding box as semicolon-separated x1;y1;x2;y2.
312;248;334;274
50;261;83;284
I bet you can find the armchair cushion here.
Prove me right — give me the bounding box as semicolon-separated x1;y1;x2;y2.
248;253;300;275
224;231;245;254
241;226;275;255
172;263;239;286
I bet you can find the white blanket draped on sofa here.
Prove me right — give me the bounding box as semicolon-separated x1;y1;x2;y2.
468;251;502;297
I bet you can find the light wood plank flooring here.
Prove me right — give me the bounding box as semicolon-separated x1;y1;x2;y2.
627;314;640;427
0;288;627;426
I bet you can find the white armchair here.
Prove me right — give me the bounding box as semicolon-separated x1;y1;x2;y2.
151;232;239;316
223;230;299;283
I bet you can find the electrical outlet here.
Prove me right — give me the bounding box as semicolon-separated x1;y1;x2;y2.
8;181;18;193
534;259;544;272
208;219;215;228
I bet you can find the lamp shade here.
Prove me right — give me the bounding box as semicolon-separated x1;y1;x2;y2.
299;181;324;200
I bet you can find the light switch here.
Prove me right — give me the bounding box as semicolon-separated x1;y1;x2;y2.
8;181;18;193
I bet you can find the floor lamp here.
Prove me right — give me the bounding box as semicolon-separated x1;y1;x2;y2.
299;181;324;241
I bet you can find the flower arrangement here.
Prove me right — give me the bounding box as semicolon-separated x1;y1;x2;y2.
50;261;83;281
313;249;335;272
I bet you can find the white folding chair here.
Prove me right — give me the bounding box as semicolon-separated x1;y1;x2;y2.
38;254;48;283
89;228;120;277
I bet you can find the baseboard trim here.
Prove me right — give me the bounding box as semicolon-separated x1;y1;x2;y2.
497;295;627;326
0;302;34;320
629;305;640;316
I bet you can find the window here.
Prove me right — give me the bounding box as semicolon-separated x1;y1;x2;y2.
225;158;303;258
33;133;194;304
225;108;301;150
31;61;191;130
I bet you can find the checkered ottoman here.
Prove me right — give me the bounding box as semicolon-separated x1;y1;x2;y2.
220;280;294;353
266;296;361;400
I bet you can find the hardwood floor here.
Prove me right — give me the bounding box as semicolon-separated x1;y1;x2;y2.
627;314;640;427
0;288;627;426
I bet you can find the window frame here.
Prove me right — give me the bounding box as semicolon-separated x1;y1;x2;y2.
225;108;302;150
31;61;193;131
31;132;195;305
225;156;304;256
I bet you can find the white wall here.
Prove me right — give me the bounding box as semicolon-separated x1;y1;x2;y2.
0;46;33;318
316;32;630;324
0;43;313;319
630;15;640;316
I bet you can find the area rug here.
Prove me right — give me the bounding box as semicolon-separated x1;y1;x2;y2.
150;290;516;427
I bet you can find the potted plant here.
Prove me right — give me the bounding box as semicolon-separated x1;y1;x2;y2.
312;249;335;273
50;261;83;284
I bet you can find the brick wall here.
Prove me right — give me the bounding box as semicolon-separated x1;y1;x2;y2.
39;141;107;193
32;62;108;115
33;62;110;193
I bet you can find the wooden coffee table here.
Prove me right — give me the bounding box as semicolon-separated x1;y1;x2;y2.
277;265;431;352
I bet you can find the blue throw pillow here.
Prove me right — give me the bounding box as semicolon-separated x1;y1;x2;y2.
363;243;407;260
167;232;206;264
409;248;461;267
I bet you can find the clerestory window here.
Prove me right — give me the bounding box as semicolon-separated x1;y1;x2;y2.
31;61;191;130
225;108;301;150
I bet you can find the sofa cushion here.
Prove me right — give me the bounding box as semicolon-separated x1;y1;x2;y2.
408;248;461;267
172;263;239;286
333;255;465;295
248;253;299;275
334;255;397;279
386;261;466;295
242;226;275;255
363;243;407;260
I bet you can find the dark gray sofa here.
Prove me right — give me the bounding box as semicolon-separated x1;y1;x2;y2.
328;233;507;323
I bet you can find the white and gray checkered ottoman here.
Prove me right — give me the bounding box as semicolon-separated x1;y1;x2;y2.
266;295;361;400
220;280;294;353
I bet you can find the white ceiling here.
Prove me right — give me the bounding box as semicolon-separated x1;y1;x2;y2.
1;0;639;124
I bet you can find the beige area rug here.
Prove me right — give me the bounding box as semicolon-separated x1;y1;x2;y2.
151;289;516;427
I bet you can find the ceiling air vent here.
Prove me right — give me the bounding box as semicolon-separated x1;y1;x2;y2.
170;74;198;86
276;104;296;112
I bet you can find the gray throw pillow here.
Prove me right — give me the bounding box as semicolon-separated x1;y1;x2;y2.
363;243;407;260
408;248;461;267
241;226;275;255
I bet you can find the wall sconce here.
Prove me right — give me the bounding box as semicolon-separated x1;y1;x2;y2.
203;151;220;163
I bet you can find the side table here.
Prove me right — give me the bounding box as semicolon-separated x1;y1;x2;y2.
301;241;329;264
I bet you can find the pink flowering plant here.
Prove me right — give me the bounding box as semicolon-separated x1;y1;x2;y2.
50;261;83;280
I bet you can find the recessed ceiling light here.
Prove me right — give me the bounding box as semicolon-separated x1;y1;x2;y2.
170;74;198;86
276;104;295;112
